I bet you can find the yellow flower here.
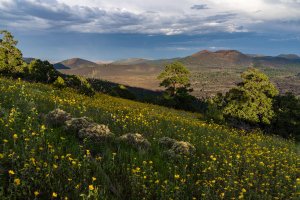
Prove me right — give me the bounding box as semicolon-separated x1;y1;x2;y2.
3;139;8;143
242;188;247;193
8;170;15;175
52;192;58;198
92;177;97;182
13;134;18;140
0;153;4;159
14;178;21;185
210;155;217;161
89;185;94;191
34;191;39;196
174;174;180;179
53;164;58;169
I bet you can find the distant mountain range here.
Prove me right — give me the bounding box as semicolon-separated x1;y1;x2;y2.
51;50;300;70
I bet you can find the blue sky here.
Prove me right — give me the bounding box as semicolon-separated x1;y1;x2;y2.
1;0;300;62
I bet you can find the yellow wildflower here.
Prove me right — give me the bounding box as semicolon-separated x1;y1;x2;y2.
52;192;58;198
89;185;94;191
8;170;15;175
14;178;21;185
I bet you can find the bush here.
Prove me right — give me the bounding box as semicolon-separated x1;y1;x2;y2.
272;93;300;141
24;59;58;83
65;75;95;96
110;84;136;100
53;76;66;88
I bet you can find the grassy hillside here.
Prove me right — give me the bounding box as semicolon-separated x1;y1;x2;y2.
0;77;299;199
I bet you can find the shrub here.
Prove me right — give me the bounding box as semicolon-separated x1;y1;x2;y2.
26;59;58;83
65;75;95;96
110;84;136;100
118;133;151;150
45;109;71;127
53;76;66;88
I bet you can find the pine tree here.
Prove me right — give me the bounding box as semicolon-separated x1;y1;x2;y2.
158;62;192;97
223;68;279;125
0;30;23;74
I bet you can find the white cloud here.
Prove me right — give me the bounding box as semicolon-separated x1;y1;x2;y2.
0;0;300;35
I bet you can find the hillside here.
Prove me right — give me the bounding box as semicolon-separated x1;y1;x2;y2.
0;77;298;199
54;58;99;69
180;50;253;68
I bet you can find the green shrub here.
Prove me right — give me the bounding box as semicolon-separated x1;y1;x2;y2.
26;59;58;83
53;76;66;88
110;84;136;100
65;75;95;96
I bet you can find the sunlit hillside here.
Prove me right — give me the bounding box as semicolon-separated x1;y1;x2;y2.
0;78;298;199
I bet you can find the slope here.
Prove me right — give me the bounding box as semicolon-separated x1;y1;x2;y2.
0;77;298;199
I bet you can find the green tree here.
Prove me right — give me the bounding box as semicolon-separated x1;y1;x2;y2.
272;93;300;140
26;59;58;83
0;30;23;74
222;68;279;125
158;62;192;97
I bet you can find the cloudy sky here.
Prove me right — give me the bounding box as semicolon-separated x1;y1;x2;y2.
0;0;300;61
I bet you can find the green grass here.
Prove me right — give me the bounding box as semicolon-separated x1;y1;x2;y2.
0;77;299;199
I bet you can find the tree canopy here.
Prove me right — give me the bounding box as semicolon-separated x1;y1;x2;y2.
0;30;23;74
222;68;279;125
157;62;192;97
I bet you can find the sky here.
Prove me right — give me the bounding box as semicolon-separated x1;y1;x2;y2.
0;0;300;62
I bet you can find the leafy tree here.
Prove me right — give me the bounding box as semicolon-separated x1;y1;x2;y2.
222;68;279;125
26;59;58;83
0;30;23;74
272;93;300;140
158;62;192;97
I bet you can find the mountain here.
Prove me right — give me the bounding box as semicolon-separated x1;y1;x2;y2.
277;54;300;59
180;50;252;68
54;58;99;69
23;57;35;63
111;58;150;65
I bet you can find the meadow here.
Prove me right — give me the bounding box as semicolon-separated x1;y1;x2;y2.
0;77;299;199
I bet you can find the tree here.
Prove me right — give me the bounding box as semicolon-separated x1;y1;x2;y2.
158;62;192;97
26;59;58;83
222;68;279;125
272;93;300;140
0;30;23;74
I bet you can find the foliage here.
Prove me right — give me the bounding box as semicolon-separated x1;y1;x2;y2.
0;30;23;74
272;93;300;141
25;59;58;83
110;84;136;100
65;75;95;96
53;76;66;88
158;62;192;97
222;68;279;125
0;77;298;199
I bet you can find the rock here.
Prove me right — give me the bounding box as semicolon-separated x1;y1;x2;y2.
65;117;92;133
78;123;115;141
158;137;177;149
46;109;72;126
158;137;196;159
118;133;151;150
